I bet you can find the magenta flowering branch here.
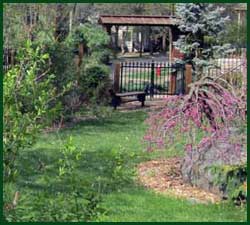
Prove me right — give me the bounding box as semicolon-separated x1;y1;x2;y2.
144;71;246;164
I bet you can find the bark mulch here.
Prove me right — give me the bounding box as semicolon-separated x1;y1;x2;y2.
137;157;221;204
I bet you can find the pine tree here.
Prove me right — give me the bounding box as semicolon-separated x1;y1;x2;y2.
175;3;231;79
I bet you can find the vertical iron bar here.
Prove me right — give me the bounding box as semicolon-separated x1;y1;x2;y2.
164;62;167;94
130;61;133;91
182;64;185;95
135;61;140;91
143;62;146;93
139;62;142;91
147;62;150;96
120;62;123;92
126;61;128;92
128;61;131;92
168;63;170;94
125;61;128;92
150;60;155;98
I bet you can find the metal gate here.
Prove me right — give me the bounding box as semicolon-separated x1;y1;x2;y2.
118;61;185;98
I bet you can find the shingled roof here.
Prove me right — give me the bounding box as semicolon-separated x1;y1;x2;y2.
98;15;180;26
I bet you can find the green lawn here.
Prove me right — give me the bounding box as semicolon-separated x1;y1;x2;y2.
5;110;247;222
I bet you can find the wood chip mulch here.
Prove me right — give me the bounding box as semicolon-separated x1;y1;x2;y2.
137;157;221;204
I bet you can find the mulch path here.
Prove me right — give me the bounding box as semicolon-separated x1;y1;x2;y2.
137;157;221;204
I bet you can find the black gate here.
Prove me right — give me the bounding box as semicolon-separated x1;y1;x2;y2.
119;61;185;98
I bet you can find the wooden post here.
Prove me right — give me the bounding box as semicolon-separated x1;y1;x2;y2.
149;27;153;56
139;27;143;57
115;25;119;50
78;43;84;66
169;27;173;65
170;71;176;94
162;28;166;53
121;30;125;54
114;63;121;93
105;25;112;35
185;64;192;94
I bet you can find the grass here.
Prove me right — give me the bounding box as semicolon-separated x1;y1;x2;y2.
100;188;246;222
4;110;247;222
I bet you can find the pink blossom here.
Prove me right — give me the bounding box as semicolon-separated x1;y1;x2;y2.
198;137;212;149
185;144;193;153
143;135;152;141
147;145;153;152
164;120;177;129
156;138;164;148
181;127;189;132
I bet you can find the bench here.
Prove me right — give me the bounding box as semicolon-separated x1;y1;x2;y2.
109;90;146;109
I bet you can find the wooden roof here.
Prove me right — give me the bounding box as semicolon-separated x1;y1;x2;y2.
98;15;180;26
234;6;247;11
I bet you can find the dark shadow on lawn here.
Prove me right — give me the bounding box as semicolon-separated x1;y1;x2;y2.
16;147;139;195
56;111;147;134
16;148;60;191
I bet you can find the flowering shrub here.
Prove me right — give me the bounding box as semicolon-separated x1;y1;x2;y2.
144;64;246;201
144;70;246;164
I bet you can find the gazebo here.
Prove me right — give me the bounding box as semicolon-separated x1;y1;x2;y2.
98;15;183;62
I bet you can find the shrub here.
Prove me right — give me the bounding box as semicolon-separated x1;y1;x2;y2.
42;41;78;117
67;23;110;64
79;63;111;105
143;71;246;202
210;164;247;205
3;188;106;222
47;23;112;117
45;41;76;93
3;41;61;181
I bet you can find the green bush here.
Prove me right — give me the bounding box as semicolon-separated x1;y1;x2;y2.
79;63;111;105
45;42;76;92
45;23;112;117
3;186;106;222
67;23;110;64
3;41;61;181
210;164;247;205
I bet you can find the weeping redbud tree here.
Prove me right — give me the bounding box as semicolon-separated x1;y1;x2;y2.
144;68;246;158
144;4;247;187
143;65;247;197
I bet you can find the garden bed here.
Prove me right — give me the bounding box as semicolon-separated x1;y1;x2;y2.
137;157;221;204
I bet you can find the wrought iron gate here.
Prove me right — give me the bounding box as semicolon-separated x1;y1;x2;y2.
119;61;185;98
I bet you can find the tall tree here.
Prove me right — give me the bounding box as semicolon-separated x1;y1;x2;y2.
175;3;231;80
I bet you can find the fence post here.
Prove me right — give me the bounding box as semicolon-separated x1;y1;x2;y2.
113;63;121;93
170;69;177;94
185;64;192;94
150;61;155;98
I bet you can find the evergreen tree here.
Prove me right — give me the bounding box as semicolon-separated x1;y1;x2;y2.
175;3;231;79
